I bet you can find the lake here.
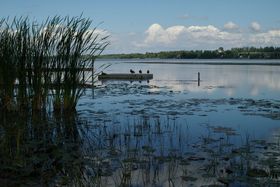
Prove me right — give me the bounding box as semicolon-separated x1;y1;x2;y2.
1;59;280;186
94;59;280;99
80;59;280;140
76;59;280;186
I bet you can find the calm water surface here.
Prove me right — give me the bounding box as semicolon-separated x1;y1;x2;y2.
79;59;280;139
3;59;279;186
95;59;280;99
71;59;280;186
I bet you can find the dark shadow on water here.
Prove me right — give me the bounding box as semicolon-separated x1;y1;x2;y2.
1;110;280;186
0;111;84;186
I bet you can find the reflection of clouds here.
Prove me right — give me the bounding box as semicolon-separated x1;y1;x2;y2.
154;75;238;95
100;61;280;97
152;65;280;97
270;129;280;143
148;87;161;93
250;74;280;90
225;88;235;97
250;87;259;96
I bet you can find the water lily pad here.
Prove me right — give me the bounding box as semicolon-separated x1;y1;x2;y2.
154;156;172;163
188;156;205;161
142;145;156;153
217;177;233;185
247;168;268;177
181;175;197;181
122;158;138;163
179;159;190;165
211;126;237;136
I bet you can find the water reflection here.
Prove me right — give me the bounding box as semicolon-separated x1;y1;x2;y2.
1;106;280;186
153;65;280;98
95;60;280;99
0;111;84;186
1;59;280;186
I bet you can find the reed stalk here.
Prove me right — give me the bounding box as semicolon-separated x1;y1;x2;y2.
0;16;109;113
0;20;17;111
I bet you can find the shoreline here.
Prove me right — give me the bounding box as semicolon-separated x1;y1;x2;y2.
96;58;280;66
123;61;280;66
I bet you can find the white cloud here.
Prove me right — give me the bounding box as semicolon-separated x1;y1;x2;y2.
104;31;145;54
250;29;280;45
142;23;242;49
224;21;239;31
186;25;234;40
88;28;110;39
144;23;169;44
104;23;280;53
144;23;187;44
250;21;261;32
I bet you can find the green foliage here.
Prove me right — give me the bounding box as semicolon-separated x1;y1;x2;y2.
0;16;109;113
99;46;280;59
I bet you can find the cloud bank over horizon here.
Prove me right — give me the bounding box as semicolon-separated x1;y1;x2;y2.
105;22;280;54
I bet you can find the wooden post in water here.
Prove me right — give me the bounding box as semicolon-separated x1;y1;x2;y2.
198;72;200;87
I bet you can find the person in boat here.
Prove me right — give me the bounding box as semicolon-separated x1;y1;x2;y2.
147;70;150;74
139;70;142;74
130;69;135;73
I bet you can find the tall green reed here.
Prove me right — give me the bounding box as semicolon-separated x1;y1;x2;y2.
0;19;17;111
0;16;109;113
53;16;109;112
14;17;31;111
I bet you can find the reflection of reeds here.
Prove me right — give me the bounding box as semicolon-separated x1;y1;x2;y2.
2;109;280;186
0;16;108;113
0;110;85;186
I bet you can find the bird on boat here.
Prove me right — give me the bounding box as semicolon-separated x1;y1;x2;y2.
147;70;150;74
130;69;135;74
139;70;142;74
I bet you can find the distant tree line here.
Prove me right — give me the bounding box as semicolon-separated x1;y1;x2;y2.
99;47;280;59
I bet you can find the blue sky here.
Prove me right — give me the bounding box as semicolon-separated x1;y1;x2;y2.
1;0;280;53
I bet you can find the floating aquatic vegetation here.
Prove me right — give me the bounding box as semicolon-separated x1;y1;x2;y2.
87;96;280;120
2;53;280;187
181;175;197;181
210;126;238;136
247;168;269;177
1;109;280;186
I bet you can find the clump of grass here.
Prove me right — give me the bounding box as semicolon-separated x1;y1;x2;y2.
53;16;108;112
0;19;17;111
14;17;32;111
0;16;109;113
